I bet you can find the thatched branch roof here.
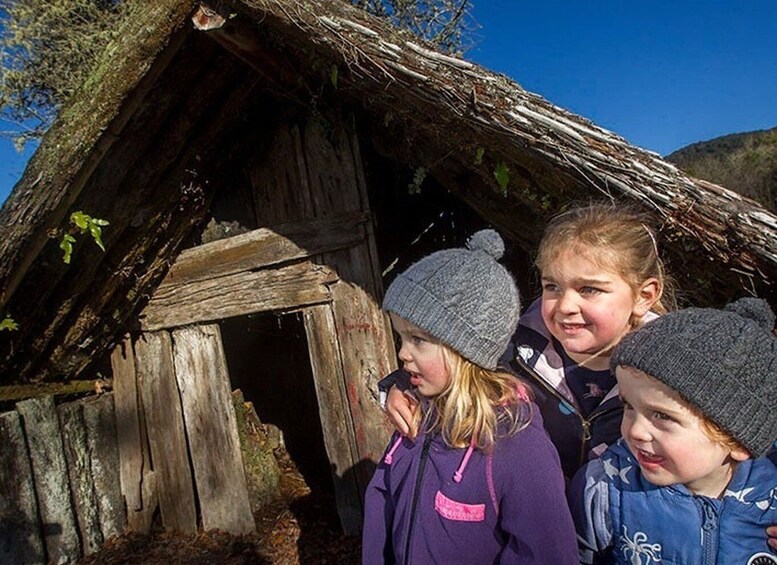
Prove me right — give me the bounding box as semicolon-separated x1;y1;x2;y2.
0;0;773;383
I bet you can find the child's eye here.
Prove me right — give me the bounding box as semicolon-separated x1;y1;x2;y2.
411;335;427;346
580;286;603;295
542;282;559;293
653;411;673;421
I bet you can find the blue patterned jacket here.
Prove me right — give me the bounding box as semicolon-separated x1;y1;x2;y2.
568;439;777;564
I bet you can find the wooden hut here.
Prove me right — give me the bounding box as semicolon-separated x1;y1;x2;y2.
0;0;775;559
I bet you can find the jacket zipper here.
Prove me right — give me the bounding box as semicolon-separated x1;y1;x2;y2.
514;356;619;469
403;433;433;564
696;497;719;564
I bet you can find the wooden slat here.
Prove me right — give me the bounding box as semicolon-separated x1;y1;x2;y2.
0;410;45;564
16;396;81;564
141;260;338;331
58;402;102;556
329;282;395;487
82;394;126;541
158;212;368;289
136;331;196;533
296;118;395;480
172;325;254;534
250;124;315;226
111;336;143;515
303;305;363;536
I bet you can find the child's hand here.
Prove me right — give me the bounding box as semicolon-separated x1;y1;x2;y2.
767;526;777;550
386;386;419;439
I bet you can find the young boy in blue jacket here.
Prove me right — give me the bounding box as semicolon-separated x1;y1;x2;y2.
568;297;777;564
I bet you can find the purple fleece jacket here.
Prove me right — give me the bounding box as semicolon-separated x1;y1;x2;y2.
362;406;578;564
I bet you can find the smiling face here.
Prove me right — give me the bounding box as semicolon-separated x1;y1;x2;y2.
390;313;450;398
617;366;749;498
540;246;657;370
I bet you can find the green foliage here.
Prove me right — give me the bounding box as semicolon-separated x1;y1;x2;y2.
408;166;427;194
474;146;484;165
350;0;476;53
330;64;339;88
666;127;777;212
0;315;18;331
60;211;110;264
493;162;510;195
0;0;129;146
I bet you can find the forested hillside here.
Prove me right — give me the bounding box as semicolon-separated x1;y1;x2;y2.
666;127;777;212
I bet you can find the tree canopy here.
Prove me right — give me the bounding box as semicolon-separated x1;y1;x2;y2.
0;0;128;148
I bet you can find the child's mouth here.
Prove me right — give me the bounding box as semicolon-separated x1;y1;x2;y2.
408;372;423;386
559;322;587;332
636;449;665;469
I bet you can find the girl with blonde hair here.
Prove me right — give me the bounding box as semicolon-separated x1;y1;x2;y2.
363;230;577;564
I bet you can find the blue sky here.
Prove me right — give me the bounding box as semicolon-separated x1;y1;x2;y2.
2;1;777;204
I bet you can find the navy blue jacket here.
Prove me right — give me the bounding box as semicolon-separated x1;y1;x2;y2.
503;300;640;479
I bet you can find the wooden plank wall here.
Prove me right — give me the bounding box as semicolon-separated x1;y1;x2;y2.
114;329;254;536
0;394;122;564
135;115;395;535
172;325;254;535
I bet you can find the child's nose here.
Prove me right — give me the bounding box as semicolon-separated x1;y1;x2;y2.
397;341;412;363
556;291;579;314
625;414;652;443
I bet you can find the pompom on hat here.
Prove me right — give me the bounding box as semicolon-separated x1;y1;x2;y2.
382;229;520;370
611;297;777;457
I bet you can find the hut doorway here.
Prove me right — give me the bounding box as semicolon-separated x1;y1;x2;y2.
219;311;333;492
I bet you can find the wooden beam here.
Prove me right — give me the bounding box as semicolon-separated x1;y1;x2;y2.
141;260;338;331
158;211;368;289
135;330;196;533
82;394;126;541
303;305;363;535
0;410;45;563
111;337;143;518
58;402;103;556
328;282;395;486
16;396;81;564
172;325;254;535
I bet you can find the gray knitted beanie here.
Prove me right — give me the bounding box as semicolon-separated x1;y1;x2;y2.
611;297;777;457
382;230;520;370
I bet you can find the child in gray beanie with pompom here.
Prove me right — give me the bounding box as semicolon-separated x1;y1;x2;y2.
362;230;578;564
569;297;777;565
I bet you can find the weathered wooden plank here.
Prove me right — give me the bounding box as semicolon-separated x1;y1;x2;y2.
135;331;196;533
111;336;143;516
0;410;46;564
0;380;98;403
303;305;363;536
294;117;395;484
158;212;368;289
250;124;315;226
329;282;395;488
58;402;102;556
141;260;338;331
16;396;81;564
172;325;254;535
82;394;126;540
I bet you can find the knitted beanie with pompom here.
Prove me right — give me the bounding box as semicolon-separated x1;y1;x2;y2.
383;229;520;369
611;297;777;457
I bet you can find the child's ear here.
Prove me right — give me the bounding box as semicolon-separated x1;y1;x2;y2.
633;277;660;316
729;446;751;462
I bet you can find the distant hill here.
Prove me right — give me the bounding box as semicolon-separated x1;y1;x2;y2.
666;126;777;212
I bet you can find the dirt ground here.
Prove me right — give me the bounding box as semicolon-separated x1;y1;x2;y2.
76;450;361;565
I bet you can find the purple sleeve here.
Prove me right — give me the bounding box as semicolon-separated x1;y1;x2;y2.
361;439;396;563
495;417;580;564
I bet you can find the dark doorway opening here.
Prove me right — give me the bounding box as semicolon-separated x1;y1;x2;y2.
219;311;334;493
